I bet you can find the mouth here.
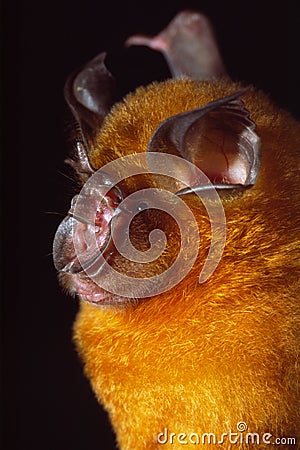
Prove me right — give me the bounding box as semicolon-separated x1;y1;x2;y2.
54;209;130;305
73;276;110;303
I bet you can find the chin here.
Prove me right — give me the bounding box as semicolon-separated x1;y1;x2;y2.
58;271;137;308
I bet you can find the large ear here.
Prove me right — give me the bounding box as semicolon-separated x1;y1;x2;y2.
147;89;261;189
64;52;115;148
126;10;227;80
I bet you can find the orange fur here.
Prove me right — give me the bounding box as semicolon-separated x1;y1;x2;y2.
73;79;300;449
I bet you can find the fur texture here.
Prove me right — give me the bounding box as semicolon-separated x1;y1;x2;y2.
73;78;300;449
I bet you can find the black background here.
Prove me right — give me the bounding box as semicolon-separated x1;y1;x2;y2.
2;1;300;449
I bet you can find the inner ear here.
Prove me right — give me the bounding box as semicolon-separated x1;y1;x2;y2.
147;89;261;189
185;111;250;185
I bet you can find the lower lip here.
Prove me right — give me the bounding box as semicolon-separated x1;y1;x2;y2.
70;273;111;304
79;291;110;304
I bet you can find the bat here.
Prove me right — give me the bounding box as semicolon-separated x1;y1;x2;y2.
53;11;300;449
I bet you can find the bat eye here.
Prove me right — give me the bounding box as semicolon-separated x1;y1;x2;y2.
136;201;149;212
118;198;150;216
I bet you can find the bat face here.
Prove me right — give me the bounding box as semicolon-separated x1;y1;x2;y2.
53;80;263;305
53;36;264;306
53;10;300;449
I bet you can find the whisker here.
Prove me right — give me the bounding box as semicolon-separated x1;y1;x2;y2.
58;170;77;184
44;252;54;258
44;211;66;216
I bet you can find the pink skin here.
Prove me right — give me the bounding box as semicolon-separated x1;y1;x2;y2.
68;273;112;304
55;187;123;303
125;10;227;79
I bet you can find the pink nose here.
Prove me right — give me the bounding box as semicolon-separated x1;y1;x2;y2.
53;207;116;275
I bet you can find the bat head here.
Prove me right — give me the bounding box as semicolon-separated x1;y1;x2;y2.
53;49;263;307
53;11;298;309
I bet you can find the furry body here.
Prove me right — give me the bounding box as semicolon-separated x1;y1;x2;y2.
73;79;300;449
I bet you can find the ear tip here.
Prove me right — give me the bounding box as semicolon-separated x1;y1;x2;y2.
63;49;115;147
